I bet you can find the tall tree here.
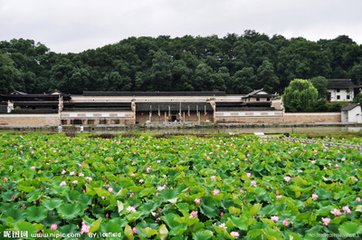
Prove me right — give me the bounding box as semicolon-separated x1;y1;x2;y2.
256;59;279;92
283;79;318;112
310;76;328;99
232;67;255;94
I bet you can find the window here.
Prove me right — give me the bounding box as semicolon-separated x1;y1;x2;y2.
267;98;270;101
110;119;120;124
347;95;350;100
87;119;95;125
61;120;68;125
336;89;340;92
70;119;83;125
99;119;107;124
256;98;260;102
337;95;340;100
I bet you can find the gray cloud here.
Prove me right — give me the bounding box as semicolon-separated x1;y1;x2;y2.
1;0;361;53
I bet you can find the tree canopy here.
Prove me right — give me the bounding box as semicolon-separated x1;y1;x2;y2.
1;32;362;94
283;79;318;112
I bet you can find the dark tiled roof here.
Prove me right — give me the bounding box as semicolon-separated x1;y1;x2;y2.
341;103;360;111
83;91;226;96
0;94;71;101
241;89;274;99
10;109;58;114
215;102;243;107
327;79;355;89
136;102;213;112
64;102;132;111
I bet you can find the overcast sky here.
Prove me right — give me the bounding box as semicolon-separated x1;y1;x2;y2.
1;0;361;53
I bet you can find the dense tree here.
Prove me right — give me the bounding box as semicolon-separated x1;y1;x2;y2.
1;32;362;95
0;53;22;92
354;92;362;105
283;79;318;112
256;59;279;92
232;67;255;94
310;76;328;99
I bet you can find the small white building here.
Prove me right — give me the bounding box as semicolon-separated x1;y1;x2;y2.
341;103;361;123
327;79;360;102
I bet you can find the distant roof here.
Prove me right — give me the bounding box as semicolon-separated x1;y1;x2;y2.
341;103;360;111
0;93;71;101
241;89;274;99
83;91;226;96
327;79;357;89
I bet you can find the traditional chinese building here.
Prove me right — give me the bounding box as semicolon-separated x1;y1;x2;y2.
327;79;361;102
0;89;286;127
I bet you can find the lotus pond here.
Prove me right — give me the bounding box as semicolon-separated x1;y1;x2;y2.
0;133;361;239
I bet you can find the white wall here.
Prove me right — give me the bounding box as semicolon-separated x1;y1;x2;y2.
328;89;354;101
61;111;134;118
215;111;283;117
344;106;362;123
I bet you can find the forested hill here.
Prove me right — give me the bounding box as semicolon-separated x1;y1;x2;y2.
1;31;362;94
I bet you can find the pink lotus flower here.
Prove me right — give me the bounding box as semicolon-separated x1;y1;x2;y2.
312;194;318;201
322;217;331;226
276;195;282;199
220;212;224;217
156;160;161;164
246;172;251;178
61;169;66;175
356;197;361;203
132;227;137;233
194;198;201;204
342;206;351;214
30;166;36;170
50;224;58;230
282;219;289;227
108;187;113;193
341;157;346;162
284;176;291;182
210;175;216;180
230;231;240;238
157;185;167;191
190;211;198;218
127;206;137;213
246;153;251;157
146;167;151;174
251;180;257;187
3;177;8;183
271;216;279;223
239;189;244;194
72;180;78;185
80;222;90;234
85;177;92;182
219;223;227;229
69;171;75;176
330;208;342;216
213;189;220;195
78;172;84;177
59;181;66;186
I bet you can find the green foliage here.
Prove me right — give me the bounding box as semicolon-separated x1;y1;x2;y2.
1;32;362;94
0;133;361;238
353;92;362;104
283;79;318;112
310;76;328;99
